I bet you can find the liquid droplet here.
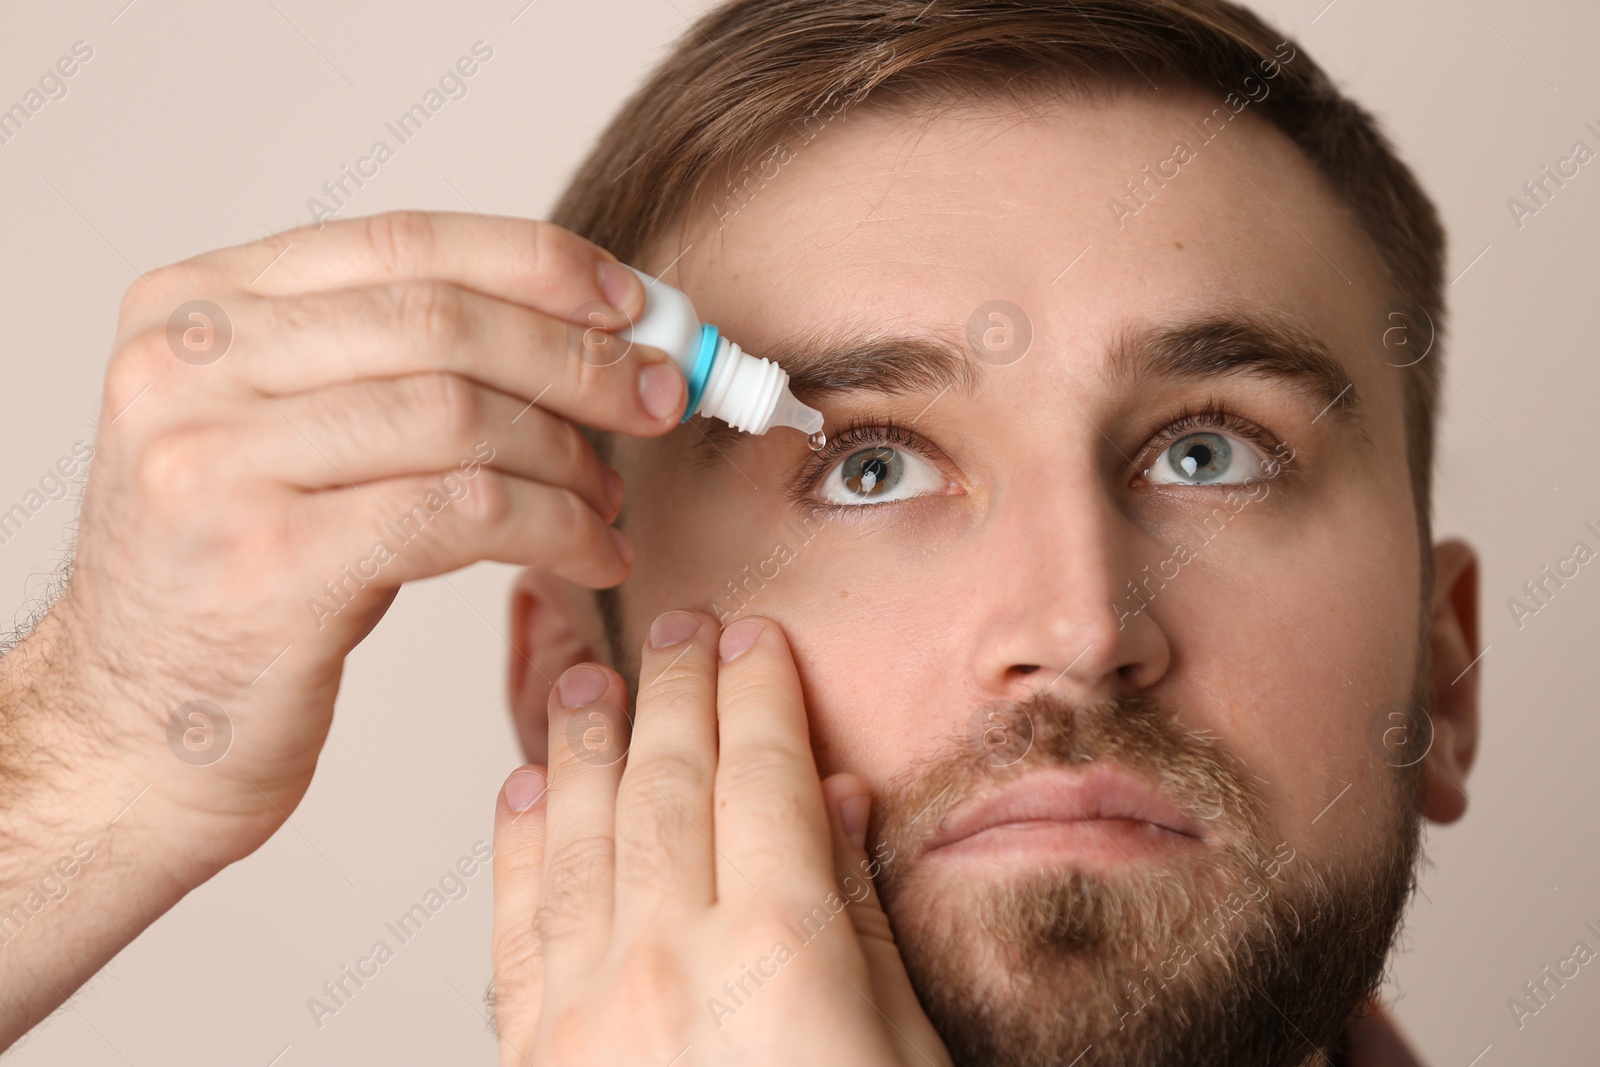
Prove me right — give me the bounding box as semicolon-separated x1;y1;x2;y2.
807;430;827;451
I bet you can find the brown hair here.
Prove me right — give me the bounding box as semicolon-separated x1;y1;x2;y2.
551;0;1446;556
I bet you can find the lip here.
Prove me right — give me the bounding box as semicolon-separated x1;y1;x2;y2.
924;765;1209;857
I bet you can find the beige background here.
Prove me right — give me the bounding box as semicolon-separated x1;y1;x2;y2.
0;0;1595;1063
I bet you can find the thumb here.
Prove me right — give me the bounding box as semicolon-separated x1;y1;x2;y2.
819;772;951;1066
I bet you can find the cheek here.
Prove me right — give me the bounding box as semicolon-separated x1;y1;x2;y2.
783;572;965;782
723;525;963;781
1164;488;1421;849
621;478;961;786
617;447;753;614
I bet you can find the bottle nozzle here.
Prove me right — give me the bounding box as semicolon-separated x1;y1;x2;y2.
766;387;824;435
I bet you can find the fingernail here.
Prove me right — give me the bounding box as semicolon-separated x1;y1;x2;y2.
602;466;625;518
650;610;702;649
503;767;548;812
639;361;684;422
597;260;643;318
558;664;608;708
841;794;871;850
719;619;763;662
610;526;634;568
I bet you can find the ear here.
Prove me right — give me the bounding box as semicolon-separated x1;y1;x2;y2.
508;567;610;764
1419;538;1480;824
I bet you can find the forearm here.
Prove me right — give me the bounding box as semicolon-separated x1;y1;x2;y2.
0;605;217;1047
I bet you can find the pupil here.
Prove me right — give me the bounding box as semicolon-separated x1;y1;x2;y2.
1168;432;1230;482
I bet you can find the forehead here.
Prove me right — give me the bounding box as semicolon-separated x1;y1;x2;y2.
649;90;1397;425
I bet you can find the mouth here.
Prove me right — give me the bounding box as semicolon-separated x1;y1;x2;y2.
922;765;1209;864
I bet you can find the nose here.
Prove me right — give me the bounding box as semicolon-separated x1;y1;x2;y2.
968;463;1172;706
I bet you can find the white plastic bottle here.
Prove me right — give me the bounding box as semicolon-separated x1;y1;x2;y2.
616;265;824;436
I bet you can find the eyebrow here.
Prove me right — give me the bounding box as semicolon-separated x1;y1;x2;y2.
687;310;1360;456
1107;312;1361;419
762;327;982;403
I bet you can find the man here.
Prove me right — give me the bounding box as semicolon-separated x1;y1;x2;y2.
486;1;1477;1063
0;1;1476;1064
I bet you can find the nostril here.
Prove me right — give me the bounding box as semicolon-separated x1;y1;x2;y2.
1013;664;1040;676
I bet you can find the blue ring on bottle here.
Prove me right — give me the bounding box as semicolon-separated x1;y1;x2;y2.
681;322;719;423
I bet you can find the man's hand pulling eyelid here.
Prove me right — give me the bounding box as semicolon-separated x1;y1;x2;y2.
489;611;953;1067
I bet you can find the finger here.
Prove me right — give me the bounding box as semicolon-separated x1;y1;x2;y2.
818;775;910;994
710;617;834;903
255;373;622;520
236;281;684;434
492;765;550;1064
538;663;631;991
305;468;633;592
611;610;721;924
227;211;649;327
819;773;951;1066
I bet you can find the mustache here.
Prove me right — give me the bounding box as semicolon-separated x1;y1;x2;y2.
870;688;1268;880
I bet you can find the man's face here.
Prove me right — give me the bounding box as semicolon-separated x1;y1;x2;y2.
600;90;1428;1063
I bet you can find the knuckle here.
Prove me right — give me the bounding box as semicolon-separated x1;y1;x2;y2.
563;334;625;397
279;287;362;341
496;829;548;884
108;328;170;394
414;371;479;444
364;209;434;275
524;219;556;283
457;468;510;526
716;742;806;799
491;913;544;975
553;313;627;396
613;827;674;894
637;650;705;698
545;486;591;541
392;278;467;345
535;833;612;941
549;417;589;477
622;751;711;808
510;219;553;285
116;271;165;328
263;289;325;336
612;769;708;892
132;261;188;302
136;429;215;499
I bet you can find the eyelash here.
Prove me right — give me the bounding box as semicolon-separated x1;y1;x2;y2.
786;399;1286;508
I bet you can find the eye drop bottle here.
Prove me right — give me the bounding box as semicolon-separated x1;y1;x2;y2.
616;265;823;436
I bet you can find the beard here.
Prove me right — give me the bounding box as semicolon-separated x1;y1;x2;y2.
867;685;1427;1067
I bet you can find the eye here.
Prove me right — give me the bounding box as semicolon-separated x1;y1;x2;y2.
1144;430;1267;486
814;445;945;505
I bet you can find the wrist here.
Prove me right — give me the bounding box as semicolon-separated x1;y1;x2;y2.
0;594;276;890
0;600;245;1044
